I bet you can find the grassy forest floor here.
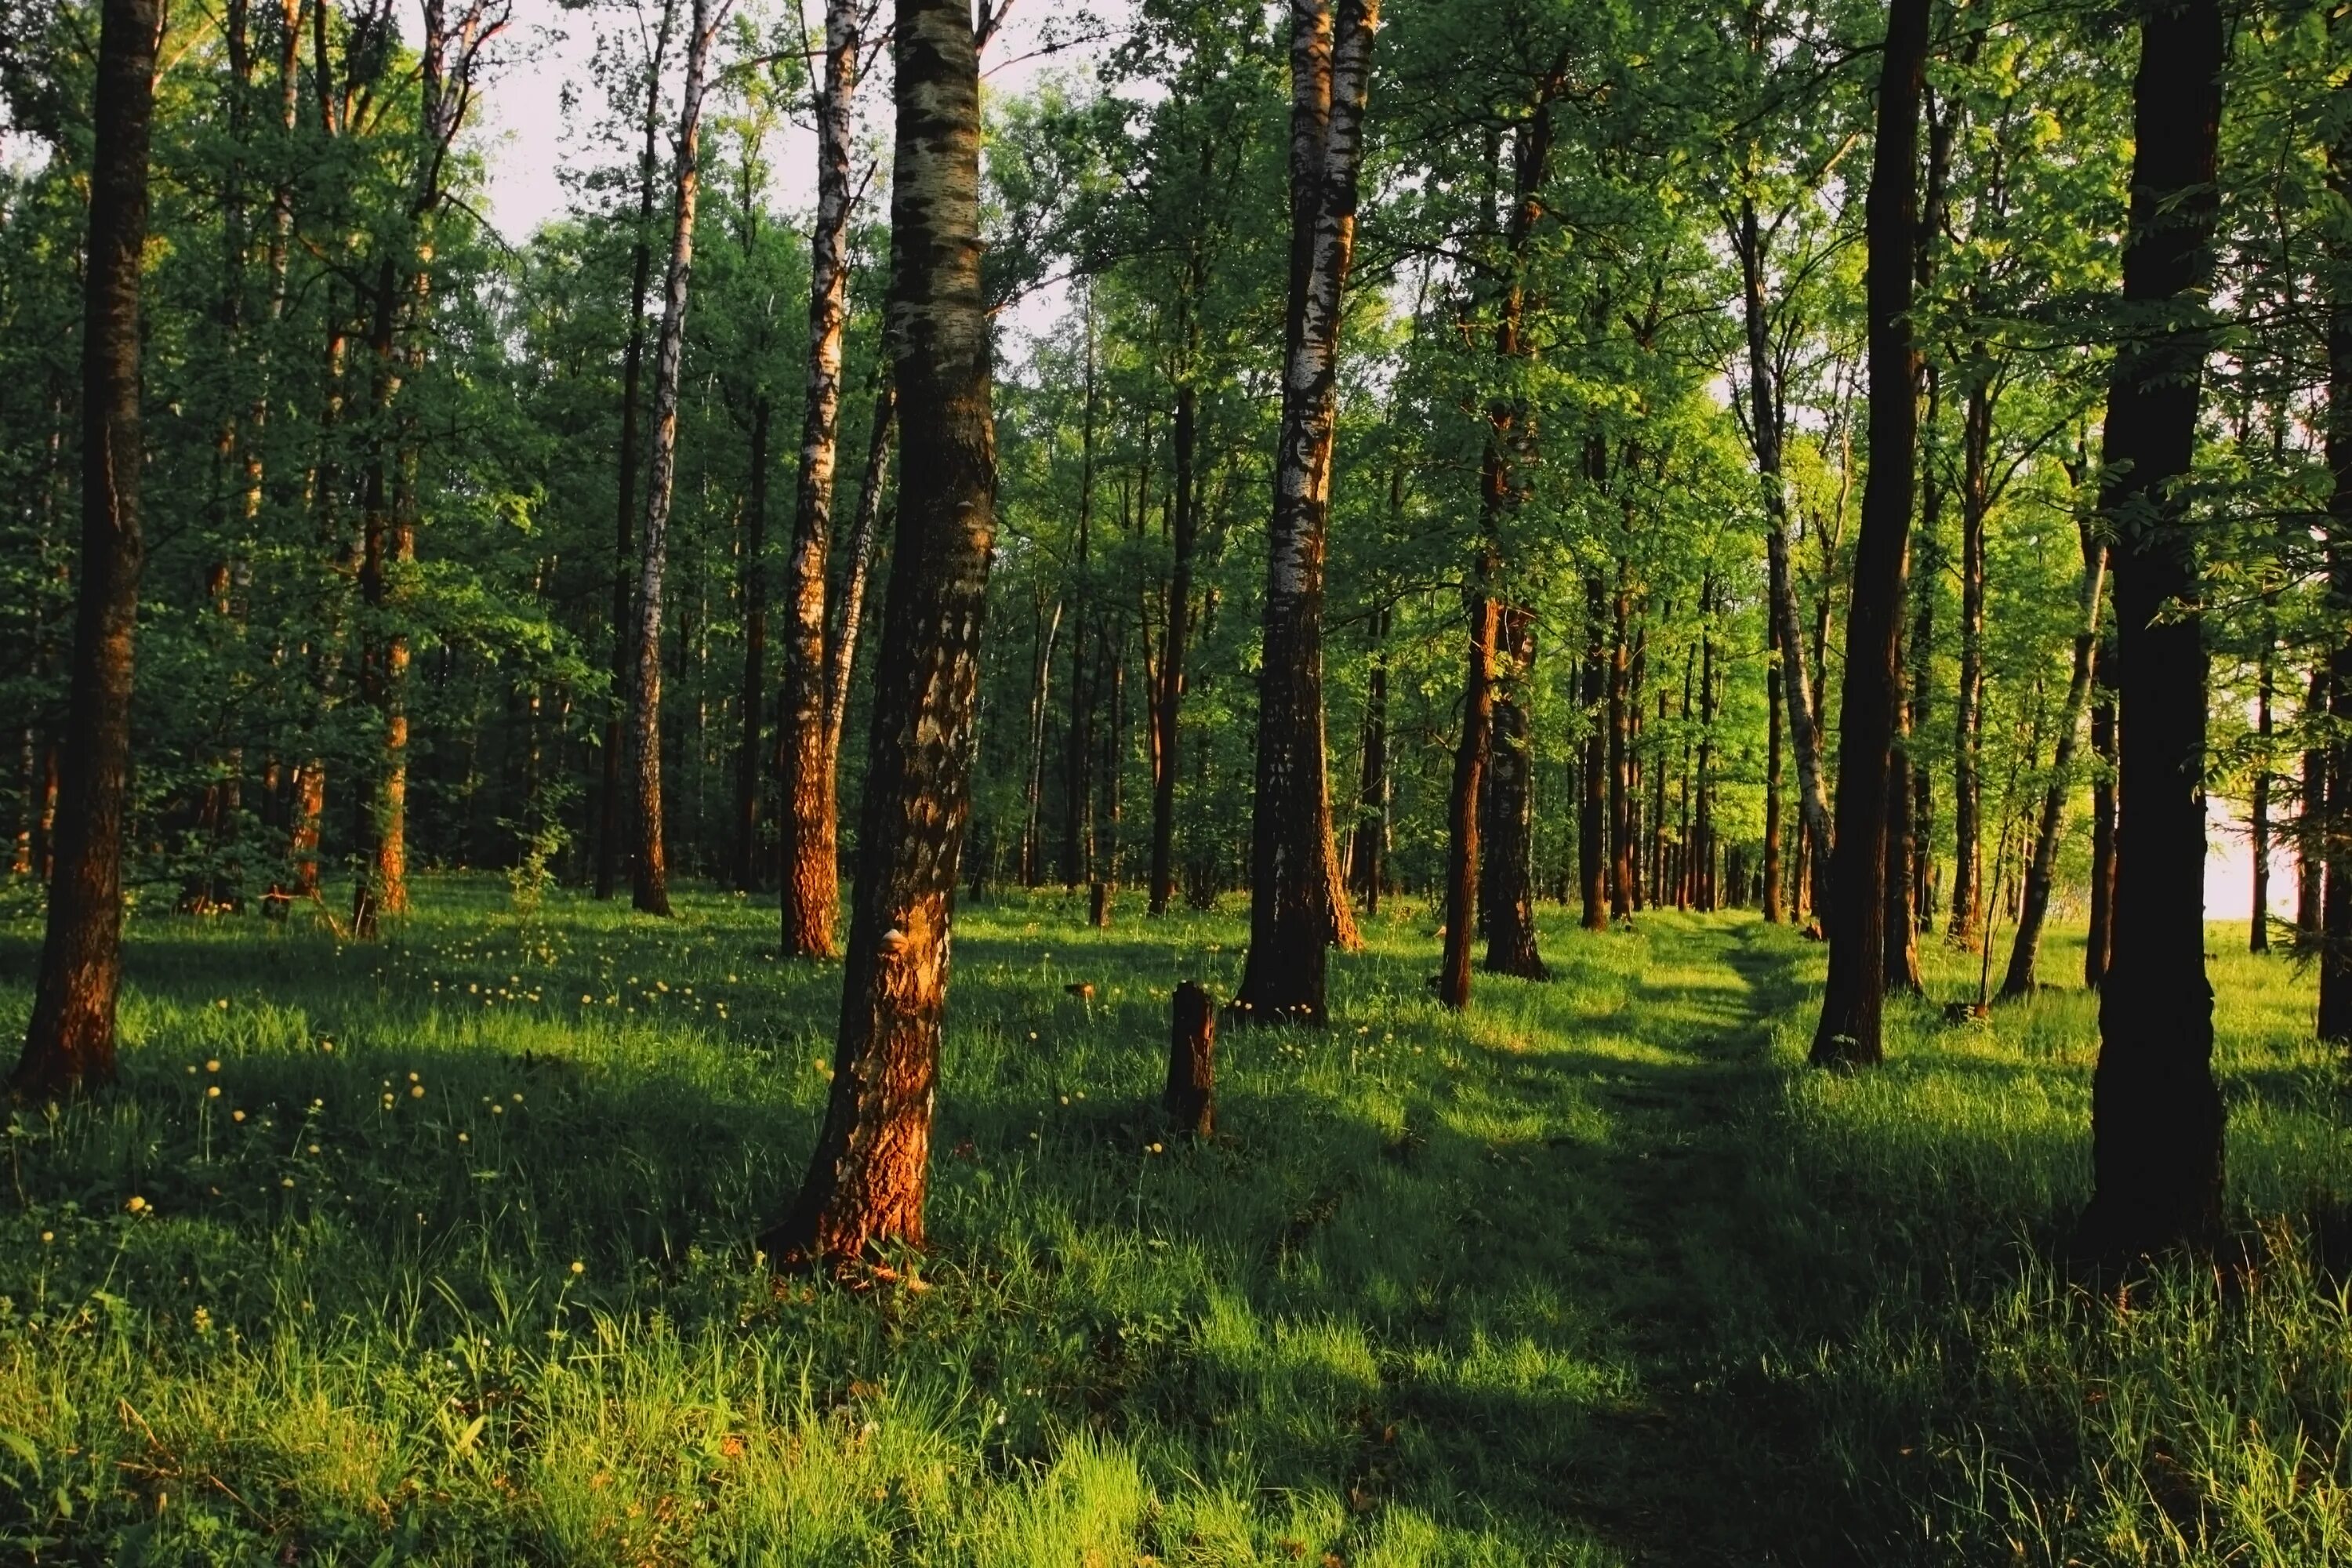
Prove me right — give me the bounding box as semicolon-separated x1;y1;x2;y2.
4;878;2352;1565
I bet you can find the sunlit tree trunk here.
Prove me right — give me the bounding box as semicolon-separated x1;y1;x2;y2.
765;0;993;1269
2082;0;2225;1258
1763;612;1784;924
627;0;721;918
2249;623;2272;954
1233;0;1375;1025
13;0;158;1098
1810;0;1927;1069
779;0;868;955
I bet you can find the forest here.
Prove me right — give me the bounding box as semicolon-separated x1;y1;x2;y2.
5;0;2352;1557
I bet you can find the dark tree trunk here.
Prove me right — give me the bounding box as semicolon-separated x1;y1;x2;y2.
1440;590;1497;1010
1349;603;1390;914
1764;611;1784;924
2086;632;2121;985
2300;663;2326;935
1608;569;1634;920
2003;529;2108;997
733;396;771;891
1233;0;1376;1026
2319;127;2352;1040
2080;0;2226;1259
1149;382;1198;916
2250;623;2272;953
1163;980;1217;1138
1482;611;1546;978
1811;0;1928;1069
13;0;158;1098
766;0;993;1270
1948;376;1991;949
1578;570;1608;930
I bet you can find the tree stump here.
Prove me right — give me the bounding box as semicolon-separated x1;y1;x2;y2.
1163;980;1215;1138
1089;880;1113;928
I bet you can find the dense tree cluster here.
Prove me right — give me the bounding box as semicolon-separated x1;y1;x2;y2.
9;0;2352;1258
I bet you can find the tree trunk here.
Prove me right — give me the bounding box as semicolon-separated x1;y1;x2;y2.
1439;589;1497;1010
1479;608;1545;975
1579;569;1609;930
627;0;720;918
2318;103;2352;1041
765;0;993;1269
13;0;158;1098
1764;610;1784;924
600;0;676;902
1020;590;1062;886
2080;0;2225;1259
734;397;771;891
826;381;897;772
1884;664;1922;992
779;0;867;955
2299;663;2326;935
2250;622;2272;953
1232;0;1376;1026
1163;980;1216;1138
1349;603;1390;915
1149;381;1199;915
1948;375;1991;948
2085;632;2120;987
1810;0;1927;1069
1742;200;1835;919
2002;527;2108;997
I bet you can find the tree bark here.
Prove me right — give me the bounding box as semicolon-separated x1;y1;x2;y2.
2250;622;2272;953
1232;0;1376;1027
1763;609;1784;924
1349;602;1390;915
1480;601;1544;982
826;381;897;773
1149;381;1199;915
2002;527;2107;997
1163;980;1216;1138
766;0;993;1269
13;0;158;1098
1810;0;1927;1069
1440;586;1497;1010
1741;199;1835;919
2080;0;2226;1259
627;0;721;918
2300;664;2327;936
779;0;868;955
733;396;771;891
2085;633;2120;986
2318;93;2352;1041
1947;374;1992;949
1579;569;1609;930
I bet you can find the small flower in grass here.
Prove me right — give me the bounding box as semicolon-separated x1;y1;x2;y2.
205;1059;220;1073
307;1144;321;1155
207;1085;222;1100
125;1195;148;1214
570;1260;585;1276
492;1105;504;1116
457;1132;470;1144
1147;1142;1163;1156
40;1230;54;1244
511;1093;523;1104
410;1085;425;1099
281;1178;295;1189
231;1109;245;1123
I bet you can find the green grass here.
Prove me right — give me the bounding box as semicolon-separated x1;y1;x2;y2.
3;880;2350;1564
